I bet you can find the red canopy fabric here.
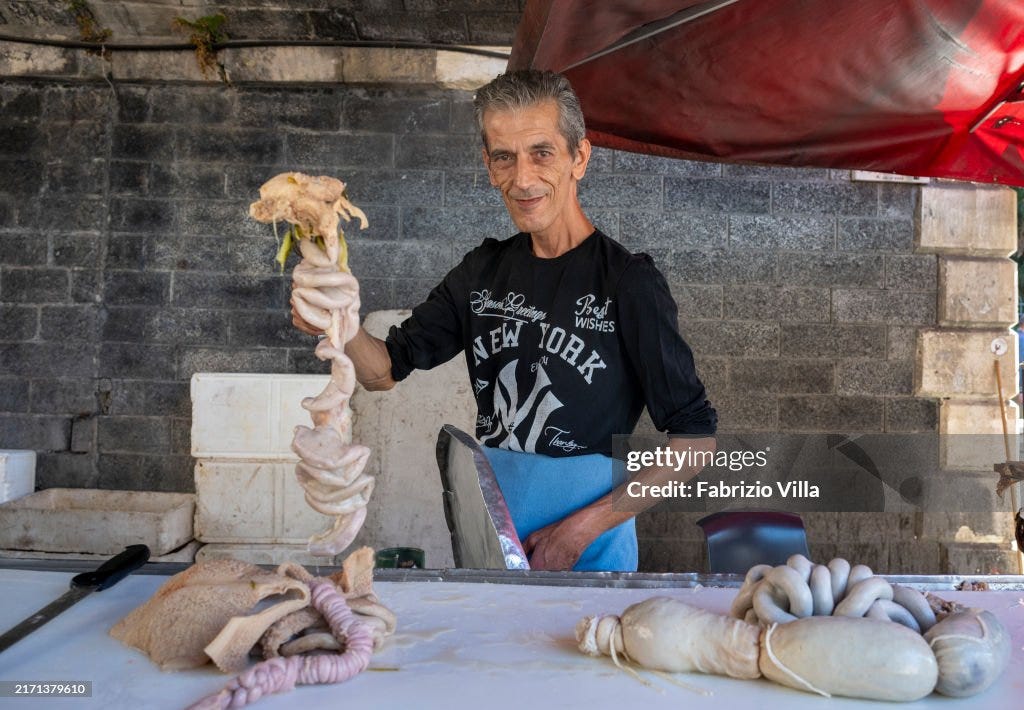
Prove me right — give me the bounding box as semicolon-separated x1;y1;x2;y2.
509;0;1024;186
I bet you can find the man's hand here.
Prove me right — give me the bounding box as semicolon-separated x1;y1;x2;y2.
522;510;601;571
290;283;325;336
522;436;716;571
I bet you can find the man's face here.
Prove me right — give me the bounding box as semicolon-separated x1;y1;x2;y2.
481;100;590;237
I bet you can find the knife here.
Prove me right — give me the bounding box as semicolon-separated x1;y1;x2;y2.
0;544;150;654
436;425;528;570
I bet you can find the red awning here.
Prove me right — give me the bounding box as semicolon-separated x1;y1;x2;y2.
509;0;1024;186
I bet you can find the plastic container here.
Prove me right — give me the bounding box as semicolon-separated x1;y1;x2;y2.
375;547;425;569
193;460;332;543
0;488;194;555
0;450;36;504
190;373;333;459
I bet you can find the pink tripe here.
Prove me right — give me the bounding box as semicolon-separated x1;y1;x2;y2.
187;579;373;709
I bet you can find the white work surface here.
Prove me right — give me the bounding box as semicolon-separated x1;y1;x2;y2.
0;569;1022;710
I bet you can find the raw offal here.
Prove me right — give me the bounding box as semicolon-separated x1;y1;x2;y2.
262;548;396;656
109;559;310;672
758;615;937;701
925;608;1012;697
111;549;397;708
576;597;759;678
187;578;373;710
249;172;372;556
730;555;936;631
577;555;1011;701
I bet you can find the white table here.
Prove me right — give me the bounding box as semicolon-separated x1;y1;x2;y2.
0;568;1021;709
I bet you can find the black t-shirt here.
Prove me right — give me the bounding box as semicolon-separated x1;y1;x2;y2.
385;230;717;457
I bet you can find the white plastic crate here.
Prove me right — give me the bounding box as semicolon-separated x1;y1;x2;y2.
0;450;35;504
190;373;332;459
0;540;202;563
0;489;194;555
193;460;333;543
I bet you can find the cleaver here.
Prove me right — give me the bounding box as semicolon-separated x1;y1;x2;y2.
0;544;150;654
436;425;529;570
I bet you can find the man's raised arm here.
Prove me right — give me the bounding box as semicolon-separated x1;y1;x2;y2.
344;327;397;391
291;300;397;392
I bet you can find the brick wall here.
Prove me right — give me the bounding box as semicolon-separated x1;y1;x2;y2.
0;77;948;568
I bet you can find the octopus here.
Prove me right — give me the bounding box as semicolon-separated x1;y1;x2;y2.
249;172;372;556
577;555;1011;701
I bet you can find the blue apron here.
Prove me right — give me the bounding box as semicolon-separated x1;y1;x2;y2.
482;447;638;572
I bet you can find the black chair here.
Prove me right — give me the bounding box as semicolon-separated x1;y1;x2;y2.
696;510;809;574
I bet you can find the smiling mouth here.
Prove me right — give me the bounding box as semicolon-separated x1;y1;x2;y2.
514;195;545;210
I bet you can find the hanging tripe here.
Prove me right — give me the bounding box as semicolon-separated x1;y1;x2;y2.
249;172;367;272
249;172;373;556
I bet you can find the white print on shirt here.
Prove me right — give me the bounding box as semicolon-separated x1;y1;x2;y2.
538;323;607;384
472;320;608;384
480;359;563;453
472;320;524;365
470;290;548;323
574;294;616;333
545;426;587;453
473;378;489;394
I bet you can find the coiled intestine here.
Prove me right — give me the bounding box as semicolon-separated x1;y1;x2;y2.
730;555;938;632
186;578;374;710
249;173;372;556
289;237;375;555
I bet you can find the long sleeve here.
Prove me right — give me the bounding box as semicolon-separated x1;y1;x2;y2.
384;255;469;382
616;255;717;436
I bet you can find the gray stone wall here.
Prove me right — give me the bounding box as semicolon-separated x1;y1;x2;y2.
0;0;523;45
0;77;945;569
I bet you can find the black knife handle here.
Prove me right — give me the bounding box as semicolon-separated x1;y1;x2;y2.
70;544;150;591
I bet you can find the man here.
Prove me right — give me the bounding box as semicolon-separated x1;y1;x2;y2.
294;70;716;571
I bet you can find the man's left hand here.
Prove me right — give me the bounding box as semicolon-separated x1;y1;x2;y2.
522;513;599;571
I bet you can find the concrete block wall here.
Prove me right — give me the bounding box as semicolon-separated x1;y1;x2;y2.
0;76;965;572
630;172;936;437
0;3;1015;572
0;78;935;484
0;0;524;46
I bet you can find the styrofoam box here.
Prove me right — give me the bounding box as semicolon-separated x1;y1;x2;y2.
0;489;194;555
0;540;202;564
191;373;331;459
194;460;333;543
0;450;36;504
196;543;337;565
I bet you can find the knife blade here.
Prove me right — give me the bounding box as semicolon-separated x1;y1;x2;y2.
436;425;528;570
0;544;150;654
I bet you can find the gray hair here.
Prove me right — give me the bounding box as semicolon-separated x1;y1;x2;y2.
473;70;586;156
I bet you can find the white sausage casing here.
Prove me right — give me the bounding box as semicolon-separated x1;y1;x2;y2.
924;609;1011;698
759;616;938;701
579;597;761;679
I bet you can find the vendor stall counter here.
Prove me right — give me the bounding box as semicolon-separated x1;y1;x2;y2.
0;564;1022;709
